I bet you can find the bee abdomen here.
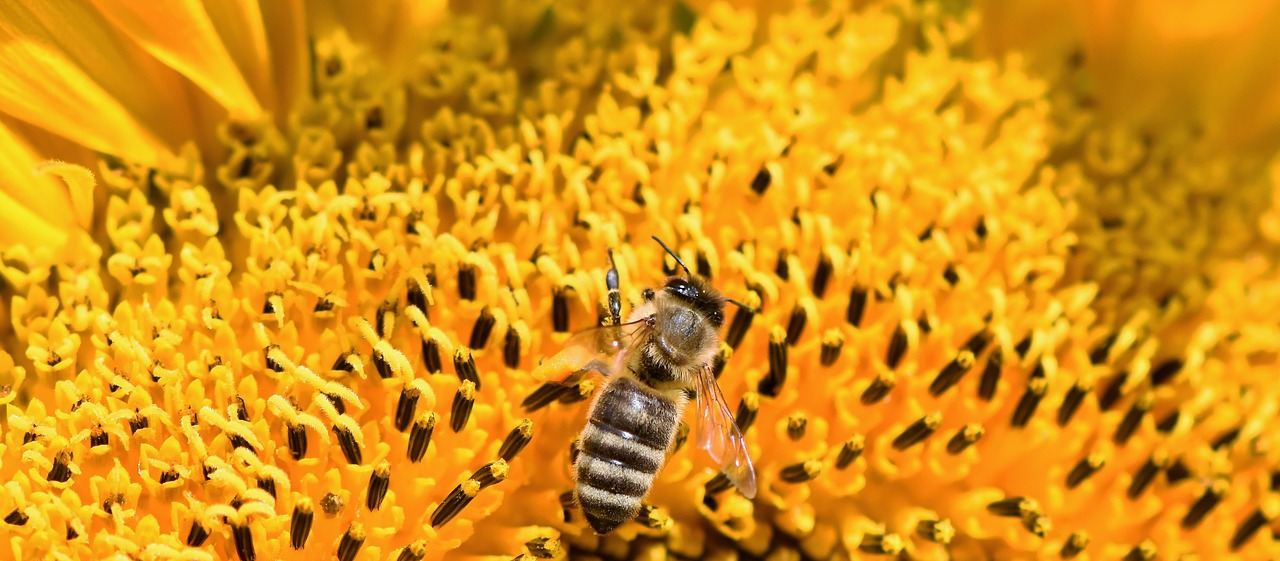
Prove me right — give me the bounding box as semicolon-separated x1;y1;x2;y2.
576;482;643;534
580;423;666;474
576;453;653;497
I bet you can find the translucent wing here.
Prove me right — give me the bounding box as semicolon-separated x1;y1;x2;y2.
531;317;653;386
694;364;757;499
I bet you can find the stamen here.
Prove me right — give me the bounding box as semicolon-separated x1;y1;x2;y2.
47;449;72;483
758;327;788;397
780;460;822;483
750;166;771;195
525;537;561;559
287;422;308;460
916;519;954;544
454;348;480;390
1126;453;1167;499
735;392;759;432
786;414;807;441
186;520;210;546
635;504;672;530
1022;513;1051;538
857;533;903;555
90;426;109;447
334;425;363;465
672;422;690;452
942;263;960;286
265;345;284;372
1065;453;1105;489
775;250;790;280
1155;409;1181;433
1113;392;1153;445
521;383;570;412
1211;425;1241;450
432;480;481;528
835;436;864;469
498;419;534;461
1089;334;1117;365
978;348;1002;400
1148;358;1183;386
504;328;522;368
1013;335;1032;360
1229;507;1269;550
458;265;477;301
1010;378;1048;428
376;301;397;339
336;523;367;561
552;286;569;333
373;349;393;379
712;344;731;379
159;470;179;484
395;387;419;432
1057;379;1091;426
820;330;843;367
705;473;733;495
1098;371;1128;411
367;462;390;510
1181;478;1226;529
861;372;895;405
987;497;1039;518
257;476;276;498
558;490;576;523
232;523;255;561
407;412;437;463
129;412;150;433
320;492;344;517
1060;531;1089;559
396;540;428;561
945;423;984;454
558;380;593;405
332;352;357;373
324;393;346;415
470;307;495;349
785;305;807;347
724;291;757;350
885;323;908;369
423;338;443;374
451;381;476;432
846;285;869;327
892;413;941;451
812;252;833;298
929;350;976;396
1165;458;1192;484
4;510;27;526
1123;541;1156;561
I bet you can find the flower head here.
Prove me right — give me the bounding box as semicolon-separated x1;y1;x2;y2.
2;1;1280;561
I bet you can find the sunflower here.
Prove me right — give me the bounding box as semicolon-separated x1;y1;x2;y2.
2;1;1279;561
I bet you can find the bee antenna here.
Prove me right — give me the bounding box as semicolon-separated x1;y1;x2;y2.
651;236;692;277
725;297;756;313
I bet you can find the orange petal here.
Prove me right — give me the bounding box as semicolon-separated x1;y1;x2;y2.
89;0;263;119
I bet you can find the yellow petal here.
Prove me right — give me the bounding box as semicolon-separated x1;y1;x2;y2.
0;1;192;167
0;119;73;247
202;0;275;112
34;161;95;230
89;0;263;119
258;0;310;115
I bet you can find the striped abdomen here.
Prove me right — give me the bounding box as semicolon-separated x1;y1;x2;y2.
575;376;681;534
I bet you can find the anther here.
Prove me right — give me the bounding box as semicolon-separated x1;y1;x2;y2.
422;338;443;374
885;323;909;369
785;305;807;346
1098;371;1128;411
504;329;522;368
451;381;476;432
228;432;256;454
373;350;393;379
712;344;731;379
836;436;864;469
978;348;1002;400
846;285;869;327
1155;409;1181;433
635;504;672;530
1010;378;1048;428
725;294;757;349
1113;392;1153;445
757;328;788;397
916;519;955;544
287;422;307;460
90;427;109;447
408;278;430;318
395;387;419;432
332;352;357;373
1123;541;1156;561
558;380;593;405
1126;453;1167;499
232;523;255;561
774;250;790;280
129;413;150;433
779;460;822;483
1066;453;1105;489
336;523;367;561
552;286;569;332
673;422;690;452
1181;479;1226;529
1060;532;1089;558
4;510;27;526
929;350;976;396
1089;334;1117;365
367;463;390;510
858;534;904;555
521;383;570;412
1165;458;1192;484
408;412;437;463
47;449;72;483
159;469;179;484
750;166;771;195
1229;507;1269;550
397;540;428;561
820;330;843;367
988;497;1039;518
499;419;534;461
1013;335;1032;359
861;372;896;405
257;476;276;498
526;537;562;559
942;263;960;286
376;301;396;339
812;253;833;298
1057;379;1091;427
324;392;346;415
265;345;284;372
320;493;344;517
786;415;807;441
1149;358;1183;386
432;481;481;527
704;473;733;495
893;413;941;451
334;425;363;465
1211;425;1242;450
187;520;211;546
735;393;759;432
458;265;476;301
558;491;576;523
470;307;496;349
454;349;480;390
1022;513;1051;538
945;423;984;455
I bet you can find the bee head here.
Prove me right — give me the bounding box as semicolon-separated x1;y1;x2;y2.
663;275;726;328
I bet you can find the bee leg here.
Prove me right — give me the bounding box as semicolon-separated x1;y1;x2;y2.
606;248;622;326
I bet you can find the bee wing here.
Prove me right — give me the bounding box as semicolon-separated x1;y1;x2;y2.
694;364;757;499
531;317;653;385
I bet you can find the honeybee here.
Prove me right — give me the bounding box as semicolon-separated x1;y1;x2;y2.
531;237;757;534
